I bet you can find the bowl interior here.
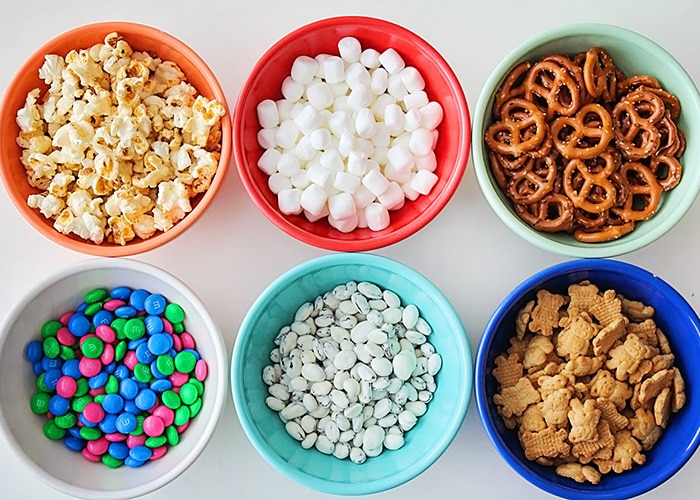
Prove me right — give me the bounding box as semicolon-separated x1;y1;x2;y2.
232;253;473;495
234;16;471;251
475;259;700;499
472;24;700;257
0;260;227;499
0;22;231;256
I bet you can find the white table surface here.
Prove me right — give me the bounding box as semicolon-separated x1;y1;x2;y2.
1;1;699;498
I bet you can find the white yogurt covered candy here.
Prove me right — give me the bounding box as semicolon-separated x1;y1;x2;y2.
255;37;443;231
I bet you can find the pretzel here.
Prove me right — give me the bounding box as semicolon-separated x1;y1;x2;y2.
515;193;574;233
583;47;618;102
485;98;548;157
524;60;583;119
574;222;635;243
493;61;532;118
649;154;682;191
552;104;614;159
612;89;665;160
615;162;663;221
507;155;559;204
563;155;617;214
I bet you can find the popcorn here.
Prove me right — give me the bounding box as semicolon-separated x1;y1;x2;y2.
16;32;226;245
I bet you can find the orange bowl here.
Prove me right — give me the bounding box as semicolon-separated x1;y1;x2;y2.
0;22;231;256
233;16;470;251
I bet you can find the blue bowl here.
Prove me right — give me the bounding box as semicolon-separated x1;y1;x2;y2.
231;253;472;495
475;259;700;499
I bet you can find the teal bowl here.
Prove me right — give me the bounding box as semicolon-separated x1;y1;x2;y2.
231;253;472;495
472;23;700;257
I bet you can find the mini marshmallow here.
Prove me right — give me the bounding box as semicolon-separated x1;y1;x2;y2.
291;55;318;85
293;104;322;135
378;181;405;210
384;103;405;133
370;67;388;95
281;76;304;102
404;108;423;132
300;183;328;215
328;191;356;220
356;208;368;228
387;143;415;173
257;148;281;175
276;99;295;121
337;133;356;158
276;153;300;177
332;95;352;113
314;54;330;77
362;168;391;196
304;204;329;222
365;202;390;231
415;150;437;172
306;163;333;189
347;150;368;176
409;127;434;157
329;81;350;97
372;148;388;166
256;99;279;129
403;90;429;110
328;212;359;233
309;128;331;150
294;135;317;161
355;138;374;158
401;177;421;201
384;161;413;184
320;149;344;171
333;171;361;194
355;107;376;139
328;111;354;137
410;169;439;195
353;184;376;209
257;128;277;149
268;172;292;194
360;48;381;69
370;123;390;149
371;93;396;120
275;119;300;149
290;169;311;189
277;188;303;215
338;37;362;63
400;66;426;93
387;73;409;101
378;48;405;74
323;55;346;84
420;101;444;129
306;82;334;110
347;85;373;110
345;62;371;89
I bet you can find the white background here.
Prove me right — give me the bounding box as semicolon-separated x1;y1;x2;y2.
1;1;699;499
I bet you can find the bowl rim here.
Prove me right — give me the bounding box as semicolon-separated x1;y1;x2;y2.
230;252;473;495
0;258;228;499
471;22;700;258
232;15;471;252
474;258;700;499
0;21;232;257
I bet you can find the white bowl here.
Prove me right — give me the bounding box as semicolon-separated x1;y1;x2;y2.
0;259;228;499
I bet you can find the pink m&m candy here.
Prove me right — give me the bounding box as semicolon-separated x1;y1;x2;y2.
82;402;105;424
79;357;102;377
143;415;165;437
195;359;208;382
55;376;77;398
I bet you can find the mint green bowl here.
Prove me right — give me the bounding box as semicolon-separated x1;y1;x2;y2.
472;23;700;257
230;253;472;495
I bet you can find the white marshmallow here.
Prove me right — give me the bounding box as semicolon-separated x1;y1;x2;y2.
337;133;356;158
300;183;328;216
355;107;376;139
278;188;303;215
403;90;429;110
338;37;362;63
420;101;444;129
357;208;368;228
332;95;352;113
347;150;368;176
362;168;391;196
257;128;277;149
415;151;437;172
275;119;300;149
328;192;357;220
306;82;334;110
328;111;354;138
257;148;281;175
329;81;350;97
304;205;329;222
387;73;409;101
307;163;333;189
310;128;331;150
314;54;330;77
409;128;434;157
276;99;295;120
365;202;390;231
353;184;376;209
277;153;300;177
404;108;423;131
347;85;373;110
402;177;421;201
378;48;405;74
290;169;311;189
387;143;415;173
370;123;390;148
293;104;323;136
360;48;381;69
328;213;359;233
384;161;413;184
345;62;371;89
333;171;361;194
372;148;388;166
320;149;344;172
355;138;374;158
378;181;405;210
256;99;279;129
281;76;304;102
370;67;388;95
411;169;439;195
268;172;292;194
323;55;346;84
291;55;318;85
400;66;426;93
294;135;316;161
371;93;396;120
384;104;405;134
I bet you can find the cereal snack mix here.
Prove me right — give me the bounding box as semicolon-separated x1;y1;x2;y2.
261;280;441;463
16;33;226;245
24;286;209;468
484;47;684;243
491;280;686;483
